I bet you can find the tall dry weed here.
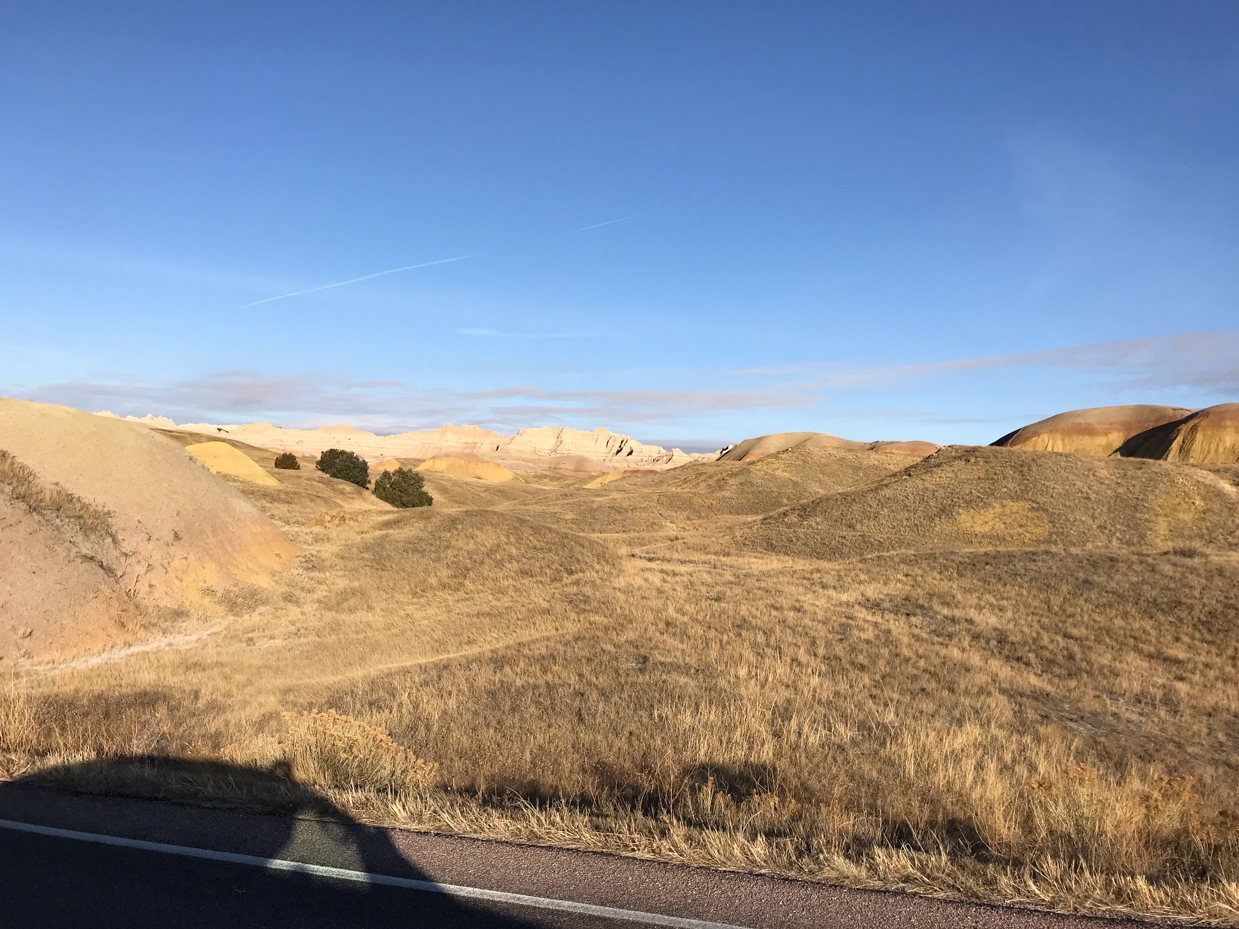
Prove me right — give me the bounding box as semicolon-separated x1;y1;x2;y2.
0;448;115;539
0;682;36;757
281;710;437;795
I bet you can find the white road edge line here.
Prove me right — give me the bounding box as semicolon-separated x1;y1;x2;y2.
0;817;753;929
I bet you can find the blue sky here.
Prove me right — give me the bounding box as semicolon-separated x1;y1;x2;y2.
2;2;1236;450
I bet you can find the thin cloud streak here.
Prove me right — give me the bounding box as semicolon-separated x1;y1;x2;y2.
456;328;603;339
239;255;472;307
566;217;632;234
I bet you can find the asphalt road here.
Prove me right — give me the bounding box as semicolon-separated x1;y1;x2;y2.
0;781;1175;929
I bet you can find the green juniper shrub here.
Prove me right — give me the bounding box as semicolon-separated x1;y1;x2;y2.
373;467;433;508
316;448;369;488
273;452;300;470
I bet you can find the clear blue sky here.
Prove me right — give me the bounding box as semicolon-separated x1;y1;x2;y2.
2;2;1236;449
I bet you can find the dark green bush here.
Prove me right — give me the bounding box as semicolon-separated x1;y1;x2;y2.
316;448;369;487
373;468;433;508
273;452;300;470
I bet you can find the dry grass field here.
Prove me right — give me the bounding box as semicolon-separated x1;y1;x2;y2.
3;429;1239;923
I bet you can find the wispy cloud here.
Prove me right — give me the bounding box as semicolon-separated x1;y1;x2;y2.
20;373;807;433
745;331;1239;394
239;255;472;307
471;386;807;417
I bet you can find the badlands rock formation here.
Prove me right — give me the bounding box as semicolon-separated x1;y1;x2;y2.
718;431;939;463
994;403;1239;463
101;416;710;473
992;405;1194;457
1;399;298;659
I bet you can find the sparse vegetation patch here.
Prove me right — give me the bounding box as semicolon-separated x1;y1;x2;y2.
373;467;432;508
273;452;300;470
316;448;369;487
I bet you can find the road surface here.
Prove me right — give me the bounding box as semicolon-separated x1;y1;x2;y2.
0;781;1171;929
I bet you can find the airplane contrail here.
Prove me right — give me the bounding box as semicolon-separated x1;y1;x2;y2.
567;216;632;234
240;255;472;307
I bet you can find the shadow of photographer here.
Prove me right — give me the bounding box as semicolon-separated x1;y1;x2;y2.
0;755;541;928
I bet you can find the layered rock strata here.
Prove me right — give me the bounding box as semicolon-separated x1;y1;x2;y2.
98;415;711;473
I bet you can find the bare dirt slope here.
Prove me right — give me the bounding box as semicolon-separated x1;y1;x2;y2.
185;441;281;486
0;473;139;661
748;444;1239;560
0;400;297;659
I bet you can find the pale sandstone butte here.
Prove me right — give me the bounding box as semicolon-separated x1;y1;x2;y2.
186;441;281;486
416;457;516;482
991;405;1195;457
128;417;709;473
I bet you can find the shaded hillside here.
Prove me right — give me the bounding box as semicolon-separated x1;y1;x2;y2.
1119;403;1239;464
747;444;1239;560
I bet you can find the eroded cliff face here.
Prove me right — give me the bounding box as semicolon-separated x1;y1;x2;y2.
502;426;700;468
100;414;712;473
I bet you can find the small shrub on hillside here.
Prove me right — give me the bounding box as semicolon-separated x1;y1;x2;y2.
273;452;300;470
374;468;433;508
316;448;369;487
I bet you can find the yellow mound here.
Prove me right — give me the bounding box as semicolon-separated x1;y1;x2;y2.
186;441;281;486
584;469;657;488
993;405;1194;457
371;458;404;472
1119;403;1239;464
416;456;515;482
0;399;298;653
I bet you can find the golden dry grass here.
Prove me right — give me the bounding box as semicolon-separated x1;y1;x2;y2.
3;441;1239;922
